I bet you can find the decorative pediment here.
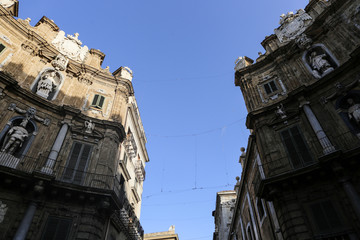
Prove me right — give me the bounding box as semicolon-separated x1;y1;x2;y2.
274;9;312;43
52;31;88;62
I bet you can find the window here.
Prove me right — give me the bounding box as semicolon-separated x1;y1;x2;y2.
63;142;92;184
91;94;105;109
263;81;278;95
123;153;128;166
0;43;5;54
280;126;313;168
246;223;254;240
41;216;72;240
256;198;265;222
308;200;344;235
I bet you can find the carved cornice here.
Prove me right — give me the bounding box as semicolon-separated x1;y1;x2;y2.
34;16;59;31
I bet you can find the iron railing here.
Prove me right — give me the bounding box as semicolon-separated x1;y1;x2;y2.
0;152;143;238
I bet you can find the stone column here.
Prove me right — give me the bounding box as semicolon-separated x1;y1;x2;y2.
13;202;37;240
41;122;69;174
301;102;335;154
341;179;360;221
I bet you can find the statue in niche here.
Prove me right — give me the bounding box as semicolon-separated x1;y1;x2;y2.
309;51;334;78
347;98;360;125
275;104;287;119
36;69;61;99
0;200;8;223
1;119;29;155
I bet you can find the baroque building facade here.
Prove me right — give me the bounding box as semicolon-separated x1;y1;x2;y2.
220;0;360;239
0;1;149;239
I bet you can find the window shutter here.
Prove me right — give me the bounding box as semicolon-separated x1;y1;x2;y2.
290;127;313;165
281;129;302;168
63;142;82;181
264;84;271;94
269;81;278;92
92;94;99;106
63;142;92;184
73;144;92;184
98;96;105;108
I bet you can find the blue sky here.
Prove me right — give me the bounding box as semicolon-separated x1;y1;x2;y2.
20;1;308;239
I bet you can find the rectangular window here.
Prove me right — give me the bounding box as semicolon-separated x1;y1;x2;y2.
256;198;265;221
41;216;72;240
280;126;313;168
263;81;278;95
63;142;92;184
91;94;105;109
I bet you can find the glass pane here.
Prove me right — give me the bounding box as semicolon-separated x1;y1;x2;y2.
281;130;302;168
63;143;82;181
98;96;105;108
269;81;278;92
91;95;99;106
290;127;313;165
264;84;272;94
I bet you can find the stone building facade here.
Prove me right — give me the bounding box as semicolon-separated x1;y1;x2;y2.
144;226;179;240
212;191;236;240
0;1;149;239
226;0;360;239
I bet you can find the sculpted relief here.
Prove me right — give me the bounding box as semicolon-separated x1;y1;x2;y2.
274;9;312;43
0;0;15;8
33;69;62;100
52;31;89;62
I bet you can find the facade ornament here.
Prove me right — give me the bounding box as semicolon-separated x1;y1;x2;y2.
36;69;62;99
347;98;360;125
1;118;29;154
234;56;253;71
24;18;31;24
275;104;287;119
0;0;15;8
21;40;39;56
51;31;89;62
7;104;50;126
309;51;334;78
0;200;8;223
51;54;68;71
84;120;95;134
295;33;312;49
274;9;312;43
117;66;133;81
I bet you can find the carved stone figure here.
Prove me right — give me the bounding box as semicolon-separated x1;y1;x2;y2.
275;104;287;119
84;120;95;134
0;201;8;223
36;70;61;99
296;33;312;49
51;54;68;71
1;120;29;155
0;0;15;8
309;51;334;78
348;98;360;125
275;9;312;43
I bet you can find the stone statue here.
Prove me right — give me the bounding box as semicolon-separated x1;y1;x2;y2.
347;98;360;124
36;70;59;99
310;51;334;78
275;104;287;119
0;200;8;223
1;120;29;155
84;120;95;134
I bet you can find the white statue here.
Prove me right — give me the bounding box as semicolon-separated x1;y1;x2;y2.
348;98;360;124
275;104;287;119
310;51;333;77
52;31;89;62
1;120;29;155
0;201;8;223
36;71;58;99
84;120;95;134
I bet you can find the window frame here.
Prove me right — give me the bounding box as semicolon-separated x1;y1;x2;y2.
90;94;106;109
280;125;313;169
40;216;72;240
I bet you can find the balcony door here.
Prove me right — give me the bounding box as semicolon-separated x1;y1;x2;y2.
62;142;92;184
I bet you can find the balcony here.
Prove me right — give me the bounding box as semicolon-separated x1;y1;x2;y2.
125;132;138;159
135;160;145;181
253;130;360;197
0;152;144;239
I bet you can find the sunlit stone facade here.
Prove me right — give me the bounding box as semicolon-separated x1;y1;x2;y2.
0;1;149;239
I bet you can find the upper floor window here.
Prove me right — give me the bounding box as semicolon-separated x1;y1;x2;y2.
280;126;313;169
91;94;105;109
256;198;266;223
263;80;278;95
